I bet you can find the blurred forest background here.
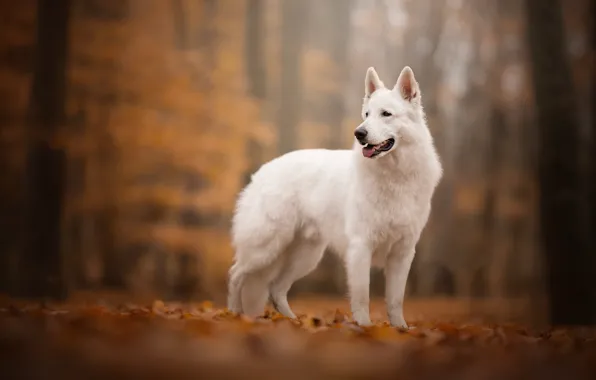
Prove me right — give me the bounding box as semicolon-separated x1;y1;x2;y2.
0;0;593;324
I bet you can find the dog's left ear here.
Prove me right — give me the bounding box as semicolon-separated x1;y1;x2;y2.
394;66;419;102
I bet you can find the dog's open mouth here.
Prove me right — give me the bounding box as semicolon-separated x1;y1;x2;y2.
362;138;395;158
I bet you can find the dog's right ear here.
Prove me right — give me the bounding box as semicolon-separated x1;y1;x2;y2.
365;67;384;98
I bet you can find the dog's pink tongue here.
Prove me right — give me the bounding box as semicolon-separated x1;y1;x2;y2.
362;146;375;158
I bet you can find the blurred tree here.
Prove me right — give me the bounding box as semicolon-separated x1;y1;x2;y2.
245;0;266;100
484;0;538;301
525;0;596;324
64;0;130;289
0;1;36;294
587;0;596;292
304;0;351;149
277;0;309;154
16;0;70;299
243;0;267;184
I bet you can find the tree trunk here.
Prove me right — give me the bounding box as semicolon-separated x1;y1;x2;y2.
16;0;71;299
245;0;266;100
277;0;309;154
243;0;266;185
589;0;596;289
525;0;596;325
172;0;189;49
99;208;123;288
313;0;351;149
0;3;31;295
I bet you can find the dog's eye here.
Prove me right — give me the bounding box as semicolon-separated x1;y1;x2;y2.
364;111;369;118
381;110;393;117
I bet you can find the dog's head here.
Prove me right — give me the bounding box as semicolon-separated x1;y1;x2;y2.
355;66;426;159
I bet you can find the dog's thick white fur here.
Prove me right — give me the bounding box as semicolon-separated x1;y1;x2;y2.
227;66;442;327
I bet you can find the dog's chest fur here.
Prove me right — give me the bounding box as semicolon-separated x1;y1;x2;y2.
301;147;438;268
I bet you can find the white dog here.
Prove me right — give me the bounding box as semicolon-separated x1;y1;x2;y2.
227;66;442;327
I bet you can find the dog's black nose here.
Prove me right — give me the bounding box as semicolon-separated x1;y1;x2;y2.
354;127;368;141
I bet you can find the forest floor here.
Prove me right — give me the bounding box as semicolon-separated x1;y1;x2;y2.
1;295;595;380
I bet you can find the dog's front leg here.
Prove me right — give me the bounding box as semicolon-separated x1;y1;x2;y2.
385;246;416;328
346;239;372;326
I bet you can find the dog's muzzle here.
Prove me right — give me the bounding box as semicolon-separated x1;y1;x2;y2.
361;138;395;158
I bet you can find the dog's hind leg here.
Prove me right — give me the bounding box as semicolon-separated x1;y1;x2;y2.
240;257;284;317
228;221;294;316
241;273;271;317
269;239;326;318
228;256;283;316
227;262;245;313
230;244;286;317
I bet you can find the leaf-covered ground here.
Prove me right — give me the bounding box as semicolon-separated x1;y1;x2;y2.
1;297;595;380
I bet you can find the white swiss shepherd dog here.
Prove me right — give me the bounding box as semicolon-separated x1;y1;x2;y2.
228;66;442;328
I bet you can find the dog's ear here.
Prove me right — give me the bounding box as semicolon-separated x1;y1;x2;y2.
394;66;419;102
365;67;384;98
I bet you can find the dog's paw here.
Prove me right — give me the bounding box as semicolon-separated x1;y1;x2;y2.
389;317;409;329
352;310;373;326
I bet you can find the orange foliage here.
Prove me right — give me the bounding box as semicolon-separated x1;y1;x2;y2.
64;0;268;286
0;299;595;380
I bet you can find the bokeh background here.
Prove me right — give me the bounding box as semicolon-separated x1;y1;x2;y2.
0;0;593;324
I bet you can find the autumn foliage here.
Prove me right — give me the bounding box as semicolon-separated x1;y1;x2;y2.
0;0;593;304
1;298;595;380
0;2;595;379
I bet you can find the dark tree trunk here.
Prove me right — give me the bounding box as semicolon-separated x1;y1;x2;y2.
243;0;266;185
0;3;27;295
16;0;71;299
589;0;596;283
99;208;123;288
525;0;596;325
277;0;309;154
